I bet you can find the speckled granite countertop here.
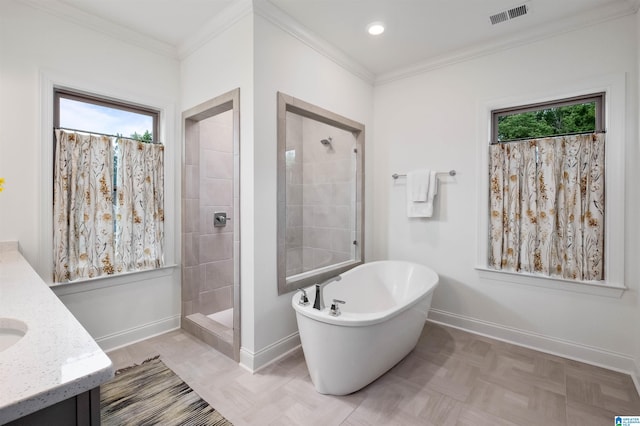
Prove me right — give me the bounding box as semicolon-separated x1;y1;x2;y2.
0;241;114;424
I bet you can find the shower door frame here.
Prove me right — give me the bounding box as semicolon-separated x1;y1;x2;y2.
181;88;241;361
276;91;365;295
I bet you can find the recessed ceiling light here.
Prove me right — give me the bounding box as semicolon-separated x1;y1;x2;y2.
367;22;385;36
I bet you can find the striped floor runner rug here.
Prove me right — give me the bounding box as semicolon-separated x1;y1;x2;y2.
101;356;233;425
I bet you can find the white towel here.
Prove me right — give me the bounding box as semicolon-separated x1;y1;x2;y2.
407;169;430;202
407;170;438;218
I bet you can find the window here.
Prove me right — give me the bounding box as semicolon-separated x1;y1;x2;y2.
488;93;606;282
492;93;604;143
54;90;158;141
52;89;164;283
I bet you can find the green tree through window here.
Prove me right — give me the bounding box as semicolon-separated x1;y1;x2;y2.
493;93;603;143
130;130;153;142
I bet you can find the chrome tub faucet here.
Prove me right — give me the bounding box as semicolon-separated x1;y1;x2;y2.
313;275;342;310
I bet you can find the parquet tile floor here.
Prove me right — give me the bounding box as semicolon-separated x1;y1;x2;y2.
107;322;640;425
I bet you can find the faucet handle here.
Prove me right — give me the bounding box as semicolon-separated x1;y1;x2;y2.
329;299;346;316
297;289;310;306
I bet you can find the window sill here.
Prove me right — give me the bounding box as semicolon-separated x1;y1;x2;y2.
50;264;178;296
475;267;626;298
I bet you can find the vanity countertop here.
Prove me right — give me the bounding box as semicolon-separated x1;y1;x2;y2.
0;241;114;424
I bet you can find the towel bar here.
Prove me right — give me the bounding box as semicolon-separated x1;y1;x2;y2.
392;170;456;179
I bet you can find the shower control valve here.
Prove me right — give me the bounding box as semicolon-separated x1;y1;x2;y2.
214;212;230;227
329;299;346;316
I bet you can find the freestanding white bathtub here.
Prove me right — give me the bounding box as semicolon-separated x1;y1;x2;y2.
292;260;439;395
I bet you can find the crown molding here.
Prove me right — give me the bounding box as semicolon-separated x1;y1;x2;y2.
375;0;639;85
253;0;375;85
18;0;639;87
177;0;254;60
19;0;178;59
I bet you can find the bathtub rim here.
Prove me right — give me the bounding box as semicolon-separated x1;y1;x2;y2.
292;260;439;327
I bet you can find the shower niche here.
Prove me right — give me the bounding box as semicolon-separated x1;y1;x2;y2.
277;92;365;295
181;89;240;360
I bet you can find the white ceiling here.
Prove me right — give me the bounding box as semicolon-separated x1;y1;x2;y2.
57;0;235;47
30;0;637;78
268;0;627;75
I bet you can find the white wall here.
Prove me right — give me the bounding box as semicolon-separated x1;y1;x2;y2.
0;1;373;365
179;9;376;369
180;13;256;357
373;15;639;372
635;9;640;386
0;1;181;350
4;0;637;376
242;14;374;369
180;14;253;113
180;12;374;370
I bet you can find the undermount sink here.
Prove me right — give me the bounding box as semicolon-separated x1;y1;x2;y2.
0;318;27;352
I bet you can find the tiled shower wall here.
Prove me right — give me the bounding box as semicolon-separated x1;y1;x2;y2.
286;112;356;276
183;110;234;318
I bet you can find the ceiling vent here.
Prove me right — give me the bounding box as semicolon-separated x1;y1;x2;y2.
490;3;530;25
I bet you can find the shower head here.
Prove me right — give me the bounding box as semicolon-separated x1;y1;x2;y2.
320;137;332;146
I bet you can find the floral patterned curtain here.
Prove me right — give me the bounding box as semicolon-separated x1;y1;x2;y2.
115;138;164;272
489;133;605;281
53;130;164;283
53;130;115;282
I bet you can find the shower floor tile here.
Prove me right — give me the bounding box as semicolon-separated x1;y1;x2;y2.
207;308;233;329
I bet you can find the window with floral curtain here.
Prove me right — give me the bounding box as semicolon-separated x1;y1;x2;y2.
488;93;605;282
52;90;164;283
115;137;164;272
53;130;116;282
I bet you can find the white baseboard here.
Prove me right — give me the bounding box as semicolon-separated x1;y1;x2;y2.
428;308;637;376
632;360;640;398
99;315;181;352
239;331;301;373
